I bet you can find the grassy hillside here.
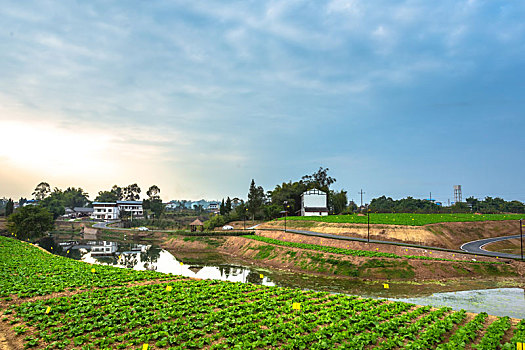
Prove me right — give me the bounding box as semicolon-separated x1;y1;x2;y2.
0;236;524;349
280;213;523;226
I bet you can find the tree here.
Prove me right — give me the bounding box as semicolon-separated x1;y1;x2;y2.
220;199;226;215
111;185;123;200
247;179;265;220
123;184;141;201
5;199;14;216
146;185;160;200
330;190;348;214
150;200;165;220
38;188;66;219
32;182;51;200
95;190;119;202
18;197;27;207
302;167;336;192
63;187;89;208
225;197;232;213
7;205;54;240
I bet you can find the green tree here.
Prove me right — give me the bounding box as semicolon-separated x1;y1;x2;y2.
150;199;165;220
32;182;51;200
111;185;123;200
247;179;265;220
301;167;336;193
5;199;14;216
63;187;89;208
225;197;232;213
95;190;119;202
40;188;66;219
146;185;160;200
330;190;348;214
7;205;54;240
123;184;141;201
220;199;226;215
18;197;27;207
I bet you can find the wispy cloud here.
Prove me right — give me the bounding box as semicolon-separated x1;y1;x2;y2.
0;0;524;201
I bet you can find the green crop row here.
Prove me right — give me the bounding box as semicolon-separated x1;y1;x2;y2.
279;213;524;226
244;235;503;264
0;235;521;349
0;237;173;298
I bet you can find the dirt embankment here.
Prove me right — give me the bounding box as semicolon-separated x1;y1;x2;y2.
484;238;523;255
260;220;521;250
200;231;524;282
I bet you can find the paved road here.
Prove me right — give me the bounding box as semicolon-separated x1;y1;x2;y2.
460;234;523;259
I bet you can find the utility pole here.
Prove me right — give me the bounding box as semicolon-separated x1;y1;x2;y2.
429;192;432;201
359;189;365;208
367;209;370;243
520;219;523;260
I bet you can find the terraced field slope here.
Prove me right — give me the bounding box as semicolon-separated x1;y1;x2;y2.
280;213;523;226
0;236;524;349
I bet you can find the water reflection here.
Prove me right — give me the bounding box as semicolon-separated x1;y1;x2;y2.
53;238;275;286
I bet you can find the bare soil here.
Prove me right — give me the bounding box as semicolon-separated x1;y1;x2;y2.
259;220;521;250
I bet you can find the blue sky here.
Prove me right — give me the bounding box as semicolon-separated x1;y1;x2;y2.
0;0;524;203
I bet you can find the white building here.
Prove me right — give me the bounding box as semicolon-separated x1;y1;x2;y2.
90;241;118;255
117;201;143;218
92;202;119;220
300;189;329;216
91;201;143;221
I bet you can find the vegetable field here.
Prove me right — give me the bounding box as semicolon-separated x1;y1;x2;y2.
1;236;524;349
280;213;524;226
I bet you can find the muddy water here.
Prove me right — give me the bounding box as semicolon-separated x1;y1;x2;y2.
47;236;525;319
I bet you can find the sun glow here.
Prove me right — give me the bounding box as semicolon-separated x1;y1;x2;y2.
0;120;114;177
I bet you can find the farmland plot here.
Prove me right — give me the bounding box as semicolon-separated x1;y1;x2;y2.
0;236;524;349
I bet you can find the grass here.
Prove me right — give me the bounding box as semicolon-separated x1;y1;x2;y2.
279;213;524;226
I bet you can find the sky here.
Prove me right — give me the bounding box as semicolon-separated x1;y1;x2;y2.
1;0;524;204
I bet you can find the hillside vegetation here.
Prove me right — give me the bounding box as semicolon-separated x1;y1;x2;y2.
1;236;524;349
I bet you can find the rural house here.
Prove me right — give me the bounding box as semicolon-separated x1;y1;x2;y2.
300;189;329;216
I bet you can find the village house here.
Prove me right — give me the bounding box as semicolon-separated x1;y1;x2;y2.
91;201;143;221
300;189;329;216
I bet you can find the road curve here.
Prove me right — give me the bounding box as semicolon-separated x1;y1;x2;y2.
460;234;523;259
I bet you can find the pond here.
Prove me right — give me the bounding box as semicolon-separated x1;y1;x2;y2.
44;236;525;319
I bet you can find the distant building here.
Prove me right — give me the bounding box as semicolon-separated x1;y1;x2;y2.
91;201;143;221
92;202;119;220
116;201;143;218
301;189;329;216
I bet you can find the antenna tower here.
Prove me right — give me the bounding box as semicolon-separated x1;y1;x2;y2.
453;185;462;203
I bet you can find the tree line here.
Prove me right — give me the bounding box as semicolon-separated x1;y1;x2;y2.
368;195;525;214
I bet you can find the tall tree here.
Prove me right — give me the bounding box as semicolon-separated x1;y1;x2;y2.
63;187;89;208
18;197;27;207
32;182;51;200
111;185;123;200
123;184;141;201
225;197;232;213
247;179;265;220
5;199;14;216
95;190;119;202
40;188;66;219
330;190;348;214
146;185;161;200
220;199;226;215
7;205;54;240
301;167;336;192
